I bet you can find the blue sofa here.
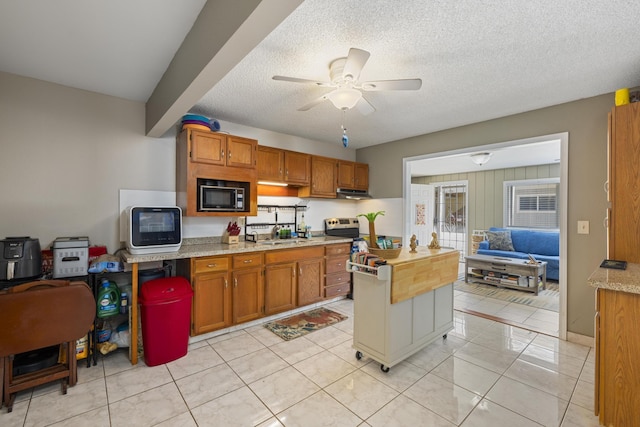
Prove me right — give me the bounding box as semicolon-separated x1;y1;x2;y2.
477;227;559;281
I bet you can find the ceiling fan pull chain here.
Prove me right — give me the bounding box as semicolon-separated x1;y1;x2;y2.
341;110;349;148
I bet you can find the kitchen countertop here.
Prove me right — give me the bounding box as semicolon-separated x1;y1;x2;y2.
120;235;353;263
588;262;640;295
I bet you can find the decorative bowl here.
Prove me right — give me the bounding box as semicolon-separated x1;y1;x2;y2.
368;247;402;259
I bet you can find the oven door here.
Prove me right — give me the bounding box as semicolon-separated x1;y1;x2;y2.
199;185;242;211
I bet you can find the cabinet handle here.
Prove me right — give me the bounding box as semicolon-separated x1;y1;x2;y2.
293;269;296;278
228;150;232;159
243;259;253;264
224;278;228;289
234;277;238;288
286;169;289;176
221;149;225;158
207;263;217;268
337;263;343;267
603;180;609;193
299;267;303;275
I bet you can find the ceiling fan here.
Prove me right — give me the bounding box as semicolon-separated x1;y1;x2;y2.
273;48;422;115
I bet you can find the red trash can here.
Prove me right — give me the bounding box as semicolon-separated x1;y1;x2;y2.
139;277;193;366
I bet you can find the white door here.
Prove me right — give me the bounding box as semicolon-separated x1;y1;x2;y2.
409;184;435;247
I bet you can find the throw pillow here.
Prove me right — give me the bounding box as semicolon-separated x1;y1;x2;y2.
486;230;515;251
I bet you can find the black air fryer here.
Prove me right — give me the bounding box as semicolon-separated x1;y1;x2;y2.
0;236;42;287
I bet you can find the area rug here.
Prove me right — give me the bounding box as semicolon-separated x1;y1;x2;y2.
454;279;559;312
264;307;348;341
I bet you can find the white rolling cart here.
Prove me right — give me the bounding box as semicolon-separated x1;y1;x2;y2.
347;248;459;372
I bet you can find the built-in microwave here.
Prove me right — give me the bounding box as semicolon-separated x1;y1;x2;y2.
197;178;249;212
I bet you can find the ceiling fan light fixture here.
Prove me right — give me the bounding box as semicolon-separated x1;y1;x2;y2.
471;152;492;166
327;88;362;110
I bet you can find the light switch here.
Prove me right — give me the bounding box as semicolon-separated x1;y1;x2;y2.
577;220;590;234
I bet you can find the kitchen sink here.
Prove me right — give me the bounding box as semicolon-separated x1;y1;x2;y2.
255;239;303;245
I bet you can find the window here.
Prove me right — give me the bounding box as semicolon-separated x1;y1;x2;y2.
517;194;556;213
504;178;559;229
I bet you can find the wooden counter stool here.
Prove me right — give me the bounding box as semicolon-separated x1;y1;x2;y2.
0;280;95;412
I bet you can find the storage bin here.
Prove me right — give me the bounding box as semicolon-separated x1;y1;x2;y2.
53;236;89;278
138;277;193;366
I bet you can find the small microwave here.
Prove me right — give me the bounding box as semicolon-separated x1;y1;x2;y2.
126;206;182;254
197;179;248;212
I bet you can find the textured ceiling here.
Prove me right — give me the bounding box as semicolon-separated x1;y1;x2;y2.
1;1;640;153
192;0;640;149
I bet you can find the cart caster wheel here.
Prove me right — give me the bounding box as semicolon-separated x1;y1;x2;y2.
443;333;448;339
380;364;390;373
355;351;363;360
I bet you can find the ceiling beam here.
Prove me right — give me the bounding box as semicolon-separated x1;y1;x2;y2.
145;0;303;137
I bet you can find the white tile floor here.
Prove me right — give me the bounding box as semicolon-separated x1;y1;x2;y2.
453;285;560;337
1;298;599;427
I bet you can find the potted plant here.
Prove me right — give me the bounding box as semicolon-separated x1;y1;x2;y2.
357;211;385;249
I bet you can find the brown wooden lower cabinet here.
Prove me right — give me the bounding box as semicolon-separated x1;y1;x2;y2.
264;262;297;315
298;257;324;306
595;287;640;426
191;271;231;335
180;243;350;336
325;243;352;297
232;267;263;324
177;255;232;335
177;253;264;335
265;246;325;315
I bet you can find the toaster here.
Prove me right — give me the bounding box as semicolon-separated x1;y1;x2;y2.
0;237;42;282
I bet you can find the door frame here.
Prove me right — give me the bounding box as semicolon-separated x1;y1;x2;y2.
402;132;568;340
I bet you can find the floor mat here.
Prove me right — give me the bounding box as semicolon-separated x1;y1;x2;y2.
455;279;559;312
264;307;348;341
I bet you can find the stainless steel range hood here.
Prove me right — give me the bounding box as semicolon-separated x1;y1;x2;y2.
336;188;372;200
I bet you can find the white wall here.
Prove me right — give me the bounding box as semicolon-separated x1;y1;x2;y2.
0;72;175;252
356;198;404;239
0;72;361;252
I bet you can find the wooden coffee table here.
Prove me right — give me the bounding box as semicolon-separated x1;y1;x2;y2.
464;254;547;295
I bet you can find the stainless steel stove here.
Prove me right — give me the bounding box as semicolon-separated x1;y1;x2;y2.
324;218;360;239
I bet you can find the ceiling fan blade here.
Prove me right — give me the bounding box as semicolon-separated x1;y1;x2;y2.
360;78;422;91
273;75;332;87
298;94;329;111
342;48;370;81
355;96;376;115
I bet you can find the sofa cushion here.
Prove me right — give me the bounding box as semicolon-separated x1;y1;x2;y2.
490;227;559;256
485;230;515;251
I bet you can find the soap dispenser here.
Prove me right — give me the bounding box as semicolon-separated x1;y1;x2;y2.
298;213;306;234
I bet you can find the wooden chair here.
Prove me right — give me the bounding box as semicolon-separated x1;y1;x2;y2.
0;280;95;412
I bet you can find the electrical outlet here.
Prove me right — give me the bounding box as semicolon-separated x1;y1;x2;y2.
577;220;589;234
236;216;245;227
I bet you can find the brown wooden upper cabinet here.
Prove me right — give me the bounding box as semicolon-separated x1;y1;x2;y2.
177;128;258;216
608;103;640;263
299;155;337;198
337;160;369;191
189;129;256;169
257;146;310;186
